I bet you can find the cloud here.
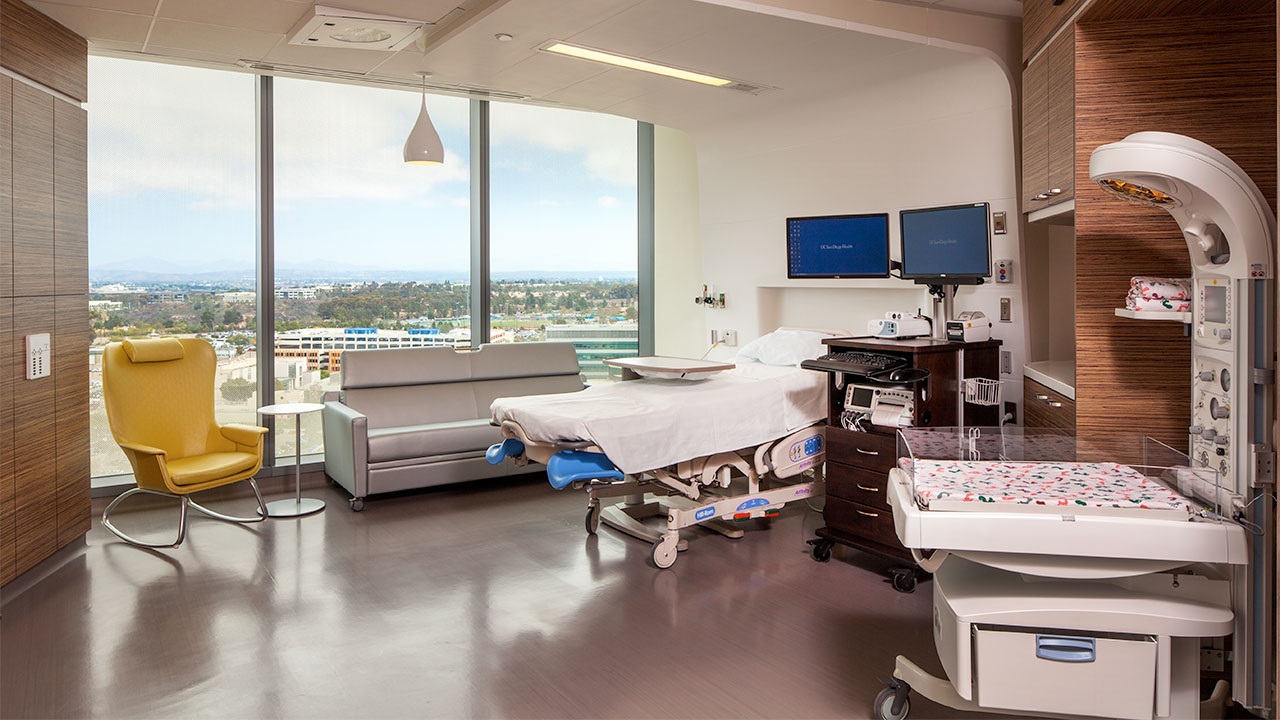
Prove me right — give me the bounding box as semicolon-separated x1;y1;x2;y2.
598;196;619;208
488;101;638;186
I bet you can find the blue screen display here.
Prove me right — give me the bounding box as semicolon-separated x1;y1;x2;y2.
786;214;890;279
900;203;990;280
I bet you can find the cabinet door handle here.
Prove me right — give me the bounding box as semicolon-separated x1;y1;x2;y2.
1048;401;1063;408
856;484;880;492
855;448;880;456
856;510;880;518
1035;394;1049;401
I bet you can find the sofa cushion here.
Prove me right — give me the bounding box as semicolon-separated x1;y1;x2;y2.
344;383;477;430
367;419;503;463
342;346;472;389
472;375;585;417
468;342;580;381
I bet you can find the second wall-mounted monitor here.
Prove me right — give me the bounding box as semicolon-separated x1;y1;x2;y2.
787;213;890;279
899;202;991;284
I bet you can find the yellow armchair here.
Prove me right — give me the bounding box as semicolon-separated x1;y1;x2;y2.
101;337;270;548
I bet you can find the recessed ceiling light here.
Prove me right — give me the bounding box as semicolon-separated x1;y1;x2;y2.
495;33;513;42
541;41;732;87
330;27;393;44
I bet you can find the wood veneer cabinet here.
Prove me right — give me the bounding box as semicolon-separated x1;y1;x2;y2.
0;0;88;586
1022;29;1075;212
1023;0;1087;63
1023;378;1076;432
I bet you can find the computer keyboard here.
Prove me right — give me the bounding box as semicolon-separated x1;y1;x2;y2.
800;351;906;376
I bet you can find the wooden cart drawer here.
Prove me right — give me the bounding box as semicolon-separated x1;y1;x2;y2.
823;496;899;548
825;427;896;472
826;461;889;508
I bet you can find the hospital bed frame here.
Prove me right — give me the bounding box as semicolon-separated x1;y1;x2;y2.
493;420;825;568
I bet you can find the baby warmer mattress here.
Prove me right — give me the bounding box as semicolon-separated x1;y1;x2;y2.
906;459;1198;519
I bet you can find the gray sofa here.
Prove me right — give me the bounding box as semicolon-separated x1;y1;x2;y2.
322;342;584;510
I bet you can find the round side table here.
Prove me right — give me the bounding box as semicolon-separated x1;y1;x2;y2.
257;402;326;517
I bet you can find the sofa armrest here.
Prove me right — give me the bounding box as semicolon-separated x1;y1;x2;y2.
323;400;369;500
322;390;342;403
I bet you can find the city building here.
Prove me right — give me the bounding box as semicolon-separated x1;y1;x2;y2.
545;323;638;380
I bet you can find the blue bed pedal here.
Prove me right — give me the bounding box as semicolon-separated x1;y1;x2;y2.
546;450;624;490
486;438;525;465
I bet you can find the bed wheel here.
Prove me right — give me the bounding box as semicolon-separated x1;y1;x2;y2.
585;507;599;535
890;569;917;594
811;540;833;562
349;498;365;512
651;538;678;569
873;686;910;720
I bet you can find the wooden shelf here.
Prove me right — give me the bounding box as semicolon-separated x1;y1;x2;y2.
1114;308;1191;323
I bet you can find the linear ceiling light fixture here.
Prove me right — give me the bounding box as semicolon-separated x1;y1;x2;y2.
541;41;732;87
403;71;444;166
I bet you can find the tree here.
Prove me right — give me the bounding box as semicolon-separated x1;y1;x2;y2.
223;308;243;325
199;309;216;330
220;377;255;403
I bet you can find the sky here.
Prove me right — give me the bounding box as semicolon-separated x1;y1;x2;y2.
87;56;639;278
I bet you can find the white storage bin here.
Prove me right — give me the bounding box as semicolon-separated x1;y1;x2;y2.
974;627;1157;719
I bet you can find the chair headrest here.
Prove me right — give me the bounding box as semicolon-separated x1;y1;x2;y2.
122;338;186;363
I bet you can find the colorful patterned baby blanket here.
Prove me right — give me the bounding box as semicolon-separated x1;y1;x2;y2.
907;459;1196;518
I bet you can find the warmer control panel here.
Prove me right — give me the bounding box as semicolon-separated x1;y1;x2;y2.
1194;277;1233;348
1192;356;1233;481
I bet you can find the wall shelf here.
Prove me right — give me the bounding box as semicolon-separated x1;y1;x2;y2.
1114;308;1191;323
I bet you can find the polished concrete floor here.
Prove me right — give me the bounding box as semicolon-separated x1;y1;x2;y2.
1;475;981;719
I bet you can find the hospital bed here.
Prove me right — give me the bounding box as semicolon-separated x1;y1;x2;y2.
486;356;828;568
874;426;1247;720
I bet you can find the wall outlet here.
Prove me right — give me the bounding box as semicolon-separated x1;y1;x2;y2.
1000;350;1012;375
999;297;1012;322
1003;401;1017;424
720;330;738;346
26;333;51;380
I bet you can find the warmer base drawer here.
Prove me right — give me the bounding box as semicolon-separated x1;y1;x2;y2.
974;627;1156;720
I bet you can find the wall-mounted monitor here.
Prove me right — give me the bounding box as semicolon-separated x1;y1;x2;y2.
899;202;991;284
786;213;890;279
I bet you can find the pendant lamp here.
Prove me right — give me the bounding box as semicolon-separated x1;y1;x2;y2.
403;71;444;165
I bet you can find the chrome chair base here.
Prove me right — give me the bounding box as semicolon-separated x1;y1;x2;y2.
101;479;269;549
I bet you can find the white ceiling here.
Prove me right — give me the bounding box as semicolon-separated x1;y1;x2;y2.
29;0;1021;132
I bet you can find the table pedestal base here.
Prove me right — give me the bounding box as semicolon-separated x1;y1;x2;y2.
265;497;325;517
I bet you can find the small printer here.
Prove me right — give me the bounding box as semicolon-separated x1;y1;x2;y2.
868;312;932;339
946;311;992;342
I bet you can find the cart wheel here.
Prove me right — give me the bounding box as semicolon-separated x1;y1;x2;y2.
890;570;917;594
873;687;910;720
811;540;833;563
349;498;365;512
585;507;599;535
651;538;678;569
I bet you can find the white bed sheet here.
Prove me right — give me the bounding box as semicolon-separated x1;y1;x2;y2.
491;362;827;474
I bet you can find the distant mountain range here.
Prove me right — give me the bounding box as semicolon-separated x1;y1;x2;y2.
90;259;636;286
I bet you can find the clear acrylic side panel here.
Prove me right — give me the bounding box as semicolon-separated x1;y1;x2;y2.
1140;436;1225;518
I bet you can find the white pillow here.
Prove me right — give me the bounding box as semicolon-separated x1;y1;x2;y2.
736;329;830;366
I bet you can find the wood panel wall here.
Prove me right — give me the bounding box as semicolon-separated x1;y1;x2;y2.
1074;13;1277;461
0;0;88;586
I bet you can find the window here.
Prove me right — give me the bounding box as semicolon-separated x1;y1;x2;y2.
489;103;638;380
272;78;471;460
87;57;256;479
87;57;646;483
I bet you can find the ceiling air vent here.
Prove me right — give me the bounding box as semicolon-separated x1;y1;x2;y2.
287;5;428;52
721;81;775;95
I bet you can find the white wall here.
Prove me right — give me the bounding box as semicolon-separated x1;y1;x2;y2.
653;126;706;358
654;44;1029;411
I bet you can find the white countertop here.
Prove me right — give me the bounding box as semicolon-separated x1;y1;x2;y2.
1023;360;1075;400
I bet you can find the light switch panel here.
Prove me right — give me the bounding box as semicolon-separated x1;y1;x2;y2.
26;333;51;379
